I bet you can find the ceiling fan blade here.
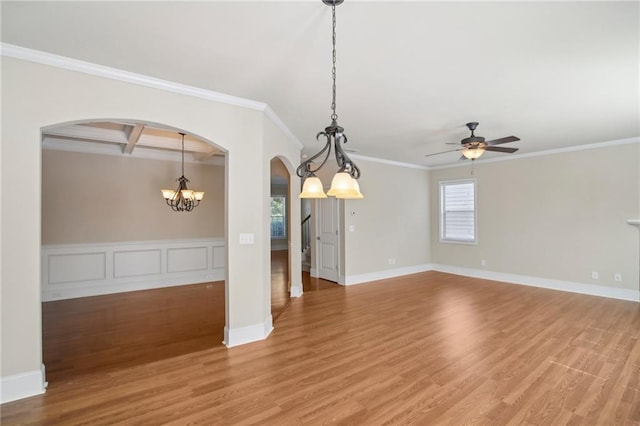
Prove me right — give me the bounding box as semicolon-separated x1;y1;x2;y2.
424;148;462;158
486;136;520;145
484;146;519;153
459;155;468;161
445;142;461;145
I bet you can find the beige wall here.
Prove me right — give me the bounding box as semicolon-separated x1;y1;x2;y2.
430;143;640;290
313;158;431;279
344;159;431;277
42;150;225;245
1;56;301;393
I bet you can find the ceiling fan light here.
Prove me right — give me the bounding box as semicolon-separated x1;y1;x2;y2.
462;148;484;160
299;176;327;198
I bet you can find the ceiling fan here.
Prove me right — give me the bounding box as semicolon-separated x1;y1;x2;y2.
425;122;520;161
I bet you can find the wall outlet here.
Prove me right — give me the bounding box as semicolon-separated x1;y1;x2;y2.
388;258;396;265
614;273;622;282
591;271;599;280
481;259;487;267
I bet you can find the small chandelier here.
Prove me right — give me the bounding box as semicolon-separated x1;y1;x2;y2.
296;0;363;200
161;132;205;212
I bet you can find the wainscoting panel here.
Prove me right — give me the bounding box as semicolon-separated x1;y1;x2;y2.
42;238;225;301
48;252;106;284
114;249;161;278
213;245;225;269
167;246;208;273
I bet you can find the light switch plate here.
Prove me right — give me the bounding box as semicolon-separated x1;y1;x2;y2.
239;233;254;245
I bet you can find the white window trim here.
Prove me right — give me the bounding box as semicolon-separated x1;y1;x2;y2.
439;178;477;245
270;196;287;240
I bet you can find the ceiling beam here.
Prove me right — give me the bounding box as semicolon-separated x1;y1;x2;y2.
194;149;221;161
123;124;145;155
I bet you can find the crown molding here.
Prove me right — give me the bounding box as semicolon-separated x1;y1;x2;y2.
349;153;430;170
1;43;303;150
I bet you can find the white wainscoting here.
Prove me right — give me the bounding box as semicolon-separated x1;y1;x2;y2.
42;238;225;301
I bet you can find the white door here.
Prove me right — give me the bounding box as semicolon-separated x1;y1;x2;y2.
316;196;339;282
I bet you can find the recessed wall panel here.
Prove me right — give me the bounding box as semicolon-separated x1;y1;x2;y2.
167;246;208;273
114;249;161;278
49;252;106;284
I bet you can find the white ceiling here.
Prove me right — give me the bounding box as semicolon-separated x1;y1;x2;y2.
2;1;638;167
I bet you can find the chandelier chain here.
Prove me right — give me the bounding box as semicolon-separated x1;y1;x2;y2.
330;2;337;121
180;133;185;176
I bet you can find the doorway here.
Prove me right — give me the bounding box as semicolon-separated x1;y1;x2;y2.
40;120;227;381
270;157;291;319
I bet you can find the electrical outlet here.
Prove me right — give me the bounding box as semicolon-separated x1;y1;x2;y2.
481;259;487;267
614;273;622;282
388;258;396;265
591;271;599;280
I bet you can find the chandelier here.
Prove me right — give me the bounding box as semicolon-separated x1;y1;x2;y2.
296;0;363;199
161;132;205;212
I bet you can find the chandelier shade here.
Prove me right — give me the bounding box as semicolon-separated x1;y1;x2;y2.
161;132;205;212
296;0;363;200
300;174;327;198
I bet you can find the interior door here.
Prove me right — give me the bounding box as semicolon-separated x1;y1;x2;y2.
317;196;339;282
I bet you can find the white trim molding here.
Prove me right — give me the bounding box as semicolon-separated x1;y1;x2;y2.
0;43;302;150
343;264;433;286
0;365;47;404
290;285;303;298
41;238;225;301
223;316;273;348
432;264;640;303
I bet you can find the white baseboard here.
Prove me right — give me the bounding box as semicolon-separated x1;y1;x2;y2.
290;285;303;298
223;316;273;348
0;365;46;404
42;238;225;301
344;264;433;286
432;264;640;302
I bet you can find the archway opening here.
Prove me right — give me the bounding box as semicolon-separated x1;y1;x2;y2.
40;119;227;381
270;157;291;320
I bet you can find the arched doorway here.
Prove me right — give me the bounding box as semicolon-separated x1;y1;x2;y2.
40;119;227;380
270;157;291;319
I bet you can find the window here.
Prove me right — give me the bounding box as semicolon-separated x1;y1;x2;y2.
270;196;286;239
440;180;476;243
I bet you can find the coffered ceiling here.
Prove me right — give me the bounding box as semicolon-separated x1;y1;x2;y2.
2;1;638;167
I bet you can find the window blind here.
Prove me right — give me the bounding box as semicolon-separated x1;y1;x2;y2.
440;181;476;243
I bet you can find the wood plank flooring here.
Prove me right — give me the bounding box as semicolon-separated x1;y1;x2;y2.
2;271;639;425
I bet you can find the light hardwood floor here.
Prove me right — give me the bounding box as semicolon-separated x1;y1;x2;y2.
2;270;639;424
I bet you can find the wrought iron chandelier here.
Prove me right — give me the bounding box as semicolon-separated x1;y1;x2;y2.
161;132;205;212
296;0;363;199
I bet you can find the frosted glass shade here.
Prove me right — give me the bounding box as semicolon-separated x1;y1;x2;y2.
181;189;194;199
161;189;176;200
194;192;205;201
462;147;484;160
327;172;354;196
336;179;364;199
299;176;327;198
